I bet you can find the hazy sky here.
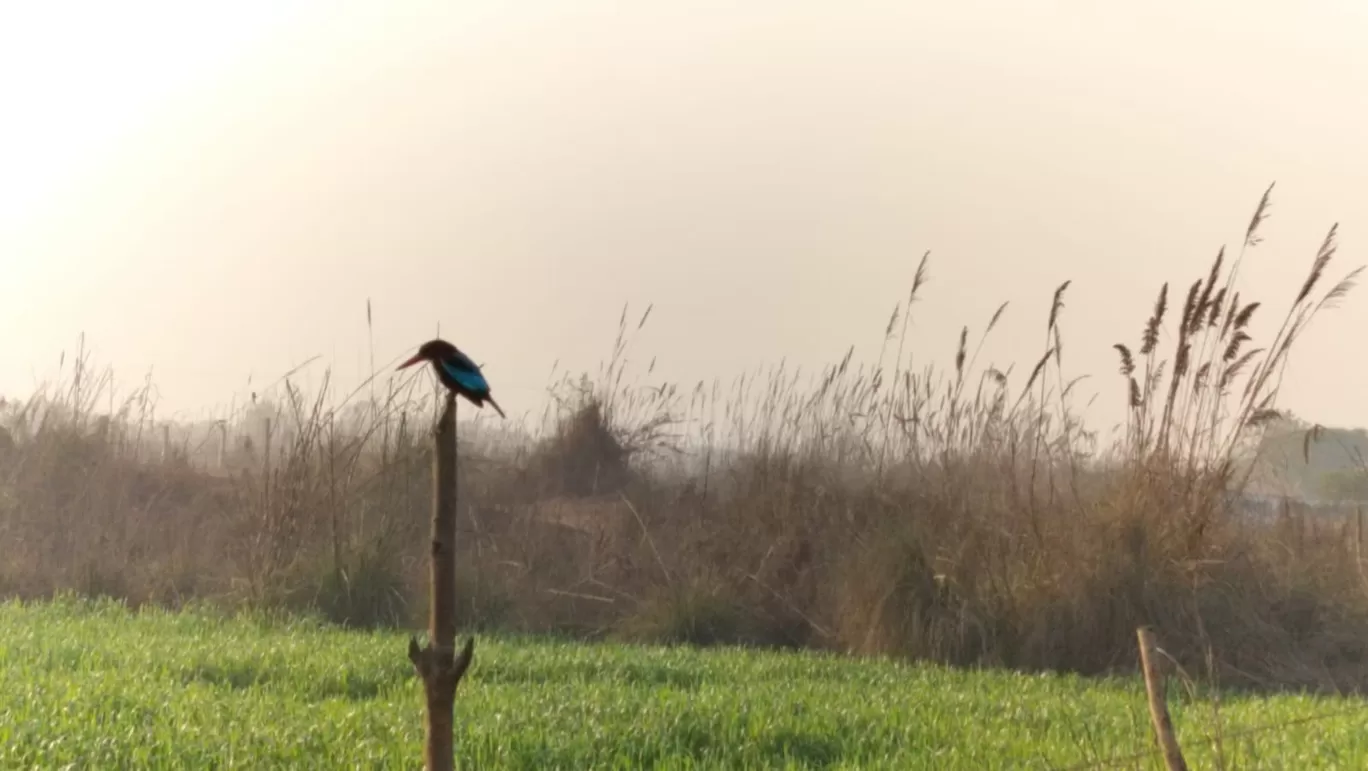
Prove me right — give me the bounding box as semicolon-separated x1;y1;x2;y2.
2;1;1366;432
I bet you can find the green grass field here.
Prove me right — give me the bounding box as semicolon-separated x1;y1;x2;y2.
0;598;1365;769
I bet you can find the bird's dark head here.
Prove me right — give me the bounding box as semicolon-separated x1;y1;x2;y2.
397;338;457;370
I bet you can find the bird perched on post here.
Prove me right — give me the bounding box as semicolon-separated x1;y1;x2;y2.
397;338;506;418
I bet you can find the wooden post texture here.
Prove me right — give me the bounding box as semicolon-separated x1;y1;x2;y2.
1137;626;1188;771
408;393;474;771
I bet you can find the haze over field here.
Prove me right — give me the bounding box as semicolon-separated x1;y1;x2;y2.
2;1;1366;431
10;9;1368;742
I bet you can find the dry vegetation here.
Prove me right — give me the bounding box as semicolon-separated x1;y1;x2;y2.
3;186;1368;693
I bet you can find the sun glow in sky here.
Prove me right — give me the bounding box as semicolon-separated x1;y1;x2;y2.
0;4;296;229
0;1;309;402
2;1;1368;431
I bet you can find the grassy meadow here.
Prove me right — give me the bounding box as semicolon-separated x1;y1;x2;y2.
4;188;1368;765
3;597;1367;770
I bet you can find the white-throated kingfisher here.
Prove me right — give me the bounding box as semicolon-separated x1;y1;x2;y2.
397;338;506;418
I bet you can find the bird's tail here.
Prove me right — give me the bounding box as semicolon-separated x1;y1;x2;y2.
485;395;506;419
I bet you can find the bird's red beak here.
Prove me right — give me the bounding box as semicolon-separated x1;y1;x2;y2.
396;353;426;371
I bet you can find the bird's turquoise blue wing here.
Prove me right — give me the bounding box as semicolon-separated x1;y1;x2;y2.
450;349;480;371
439;357;489;393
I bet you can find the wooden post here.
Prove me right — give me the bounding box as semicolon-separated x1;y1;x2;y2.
1136;627;1188;771
408;392;474;771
